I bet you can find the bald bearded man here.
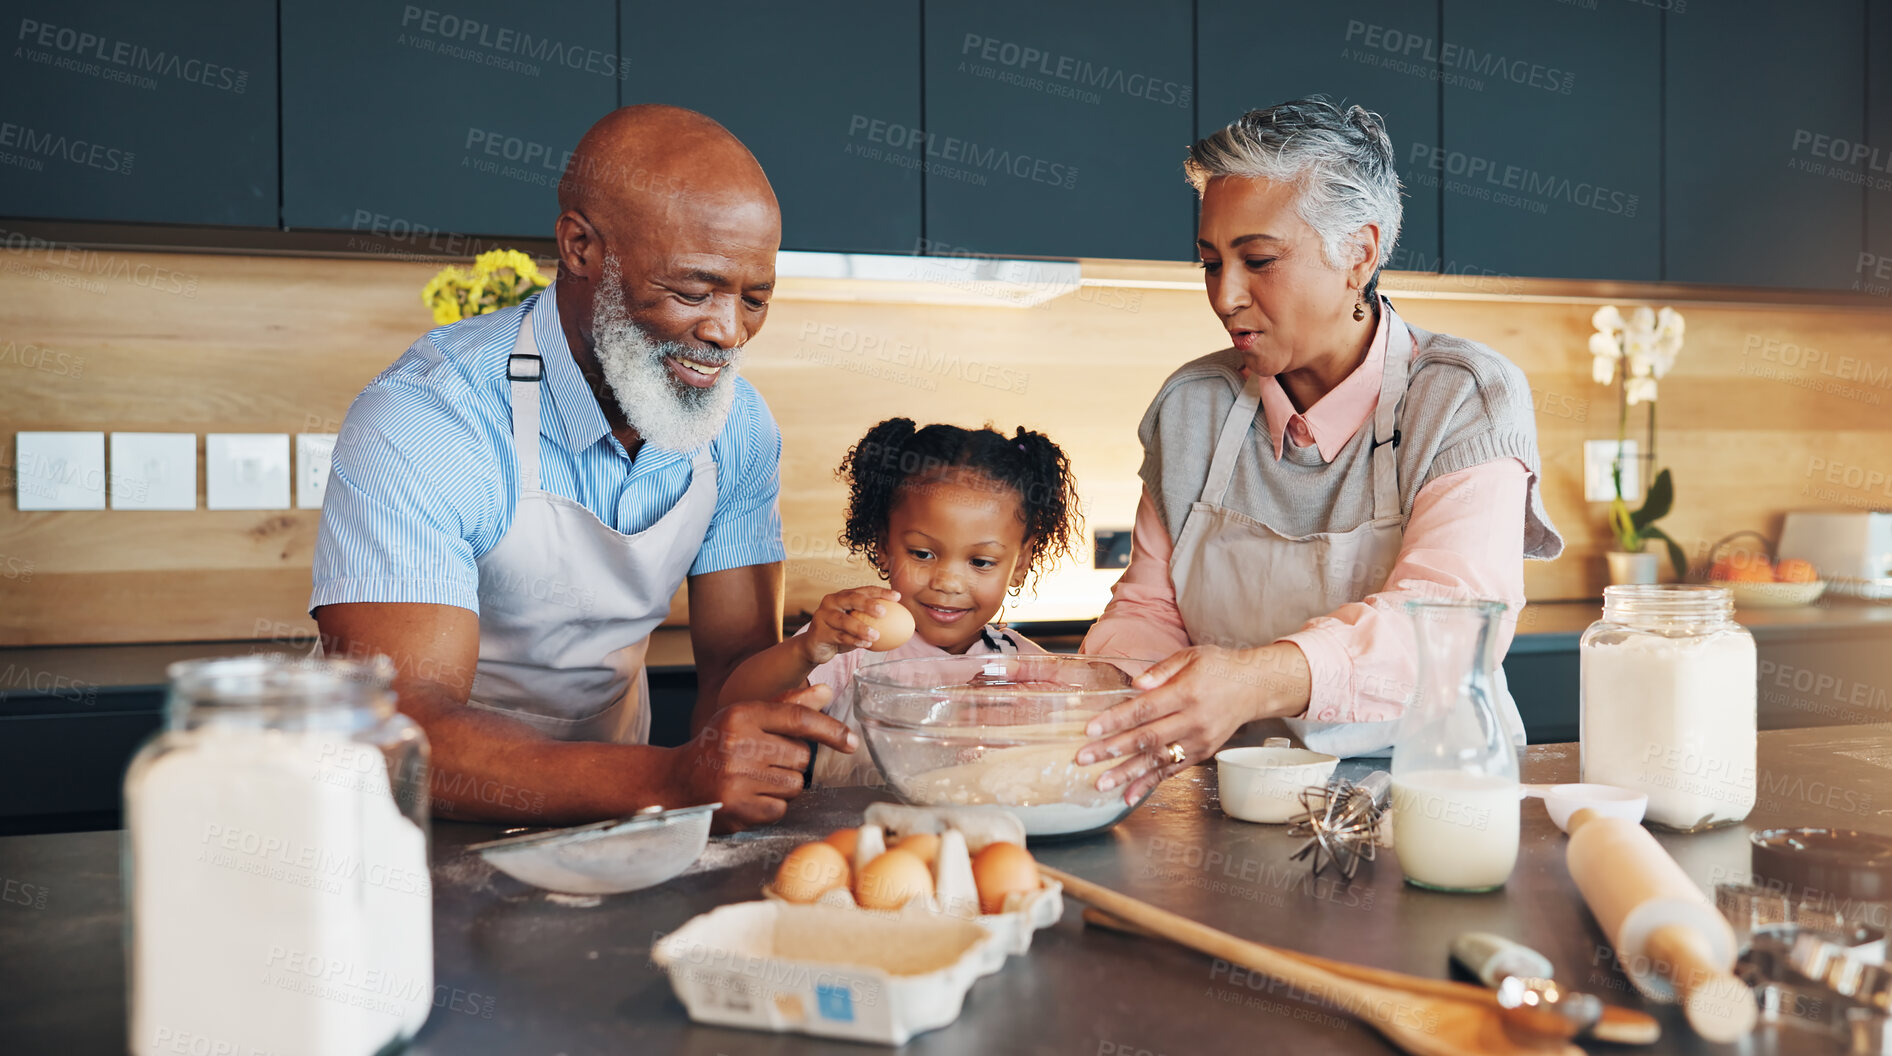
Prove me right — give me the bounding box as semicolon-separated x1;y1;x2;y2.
311;106;856;831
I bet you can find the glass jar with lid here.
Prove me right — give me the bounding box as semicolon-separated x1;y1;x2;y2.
124;654;433;1056
1580;584;1756;831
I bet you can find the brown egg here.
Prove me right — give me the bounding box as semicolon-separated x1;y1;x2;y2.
774;841;849;904
823;827;859;862
854;849;935;910
894;832;941;866
857;601;916;652
972;841;1039;915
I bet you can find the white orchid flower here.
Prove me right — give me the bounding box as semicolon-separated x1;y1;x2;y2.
1628;306;1657;335
1656;306;1685;338
1589;331;1620;360
1593;355;1617;385
1650;334;1682;378
1626;377;1658;405
1592;305;1625;333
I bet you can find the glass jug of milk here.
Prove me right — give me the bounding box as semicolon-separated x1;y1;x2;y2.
1390;600;1521;893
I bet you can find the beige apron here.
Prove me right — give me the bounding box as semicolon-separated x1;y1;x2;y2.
465;307;718;744
1168;309;1523;757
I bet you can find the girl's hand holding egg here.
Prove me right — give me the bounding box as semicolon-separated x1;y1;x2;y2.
799;587;912;667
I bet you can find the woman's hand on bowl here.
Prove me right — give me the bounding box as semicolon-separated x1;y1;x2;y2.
1074;643;1311;803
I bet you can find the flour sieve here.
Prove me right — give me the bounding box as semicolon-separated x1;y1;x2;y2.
469;802;719;895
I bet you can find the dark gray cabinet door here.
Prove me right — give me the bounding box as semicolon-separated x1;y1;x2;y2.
620;2;921;255
922;0;1194;261
1440;0;1659;281
282;0;617;238
1197;0;1443;276
0;1;275;226
1666;0;1866;289
1866;0;1892;298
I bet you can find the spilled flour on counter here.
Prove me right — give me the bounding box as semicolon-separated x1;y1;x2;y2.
678;830;804;877
546;892;604;908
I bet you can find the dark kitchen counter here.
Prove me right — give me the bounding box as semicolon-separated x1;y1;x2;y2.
3;598;1888;696
3;725;1888;1054
5;599;1889;830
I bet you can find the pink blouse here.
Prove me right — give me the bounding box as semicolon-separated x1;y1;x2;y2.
1082;316;1531;724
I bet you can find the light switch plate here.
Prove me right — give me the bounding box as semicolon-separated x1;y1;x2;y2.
15;431;106;510
207;433;290;510
111;432;197;510
1583;439;1640;503
296;433;337;510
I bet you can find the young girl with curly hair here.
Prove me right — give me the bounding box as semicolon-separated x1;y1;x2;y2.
719;417;1082;787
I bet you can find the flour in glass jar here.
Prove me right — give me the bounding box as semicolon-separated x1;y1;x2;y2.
1580;631;1757;829
128;728;433;1056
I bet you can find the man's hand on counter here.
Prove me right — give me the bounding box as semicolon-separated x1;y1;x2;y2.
314;602;857;832
668;684;858;833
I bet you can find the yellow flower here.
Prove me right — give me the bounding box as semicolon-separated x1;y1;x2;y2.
422;250;549;322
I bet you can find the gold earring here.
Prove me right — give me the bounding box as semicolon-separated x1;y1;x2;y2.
1352;294;1366;322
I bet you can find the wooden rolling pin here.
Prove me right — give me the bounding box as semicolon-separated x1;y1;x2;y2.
1564;808;1757;1043
1079;907;1661;1045
1040;864;1582;1056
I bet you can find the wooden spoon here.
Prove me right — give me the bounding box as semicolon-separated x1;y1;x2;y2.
1080;907;1659;1046
1041;864;1582;1056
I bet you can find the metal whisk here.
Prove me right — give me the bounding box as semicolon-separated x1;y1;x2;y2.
1286;770;1392;881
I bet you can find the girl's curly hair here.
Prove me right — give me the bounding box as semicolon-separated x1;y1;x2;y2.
836;418;1081;589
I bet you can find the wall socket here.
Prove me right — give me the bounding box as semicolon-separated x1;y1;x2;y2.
1583;439;1640;503
1093;528;1134;570
296;434;338;509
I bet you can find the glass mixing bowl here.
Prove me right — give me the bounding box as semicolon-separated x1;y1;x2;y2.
853;653;1158;839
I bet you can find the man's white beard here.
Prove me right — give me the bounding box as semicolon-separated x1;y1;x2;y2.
589;257;742;453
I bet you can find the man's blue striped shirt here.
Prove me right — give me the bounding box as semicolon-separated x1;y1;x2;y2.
309;284;783;615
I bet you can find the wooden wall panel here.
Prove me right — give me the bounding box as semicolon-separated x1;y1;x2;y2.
3;246;1890;644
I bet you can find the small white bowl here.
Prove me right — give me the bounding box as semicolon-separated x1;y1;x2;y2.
1535;783;1648;833
1215;744;1340;824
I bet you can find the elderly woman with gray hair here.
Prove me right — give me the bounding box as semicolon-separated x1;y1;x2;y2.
1078;98;1563;799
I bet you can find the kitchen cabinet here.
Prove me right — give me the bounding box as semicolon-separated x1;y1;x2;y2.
1665;0;1866;289
1197;0;1443;276
922;0;1195;261
1866;0;1892;297
0;0;276;227
620;2;922;255
1440;0;1660;281
281;0;617;238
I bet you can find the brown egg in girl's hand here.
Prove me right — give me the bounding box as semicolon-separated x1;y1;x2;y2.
855;849;934;910
971;841;1040;915
774;841;850;903
856;601;916;652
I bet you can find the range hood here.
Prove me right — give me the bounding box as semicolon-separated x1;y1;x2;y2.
774;249;1083;308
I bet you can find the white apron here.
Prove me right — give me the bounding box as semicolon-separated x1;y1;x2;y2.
1167;308;1523;757
465;307;718;744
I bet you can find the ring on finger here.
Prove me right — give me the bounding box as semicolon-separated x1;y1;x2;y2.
1164;741;1187;766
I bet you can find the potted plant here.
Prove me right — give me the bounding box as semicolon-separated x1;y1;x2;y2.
1589;305;1687;585
421;249;550;324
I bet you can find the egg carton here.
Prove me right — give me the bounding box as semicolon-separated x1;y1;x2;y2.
762;804;1063;956
653;900;1003;1045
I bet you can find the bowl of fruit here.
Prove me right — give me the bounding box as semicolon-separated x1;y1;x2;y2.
1705;530;1825;608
